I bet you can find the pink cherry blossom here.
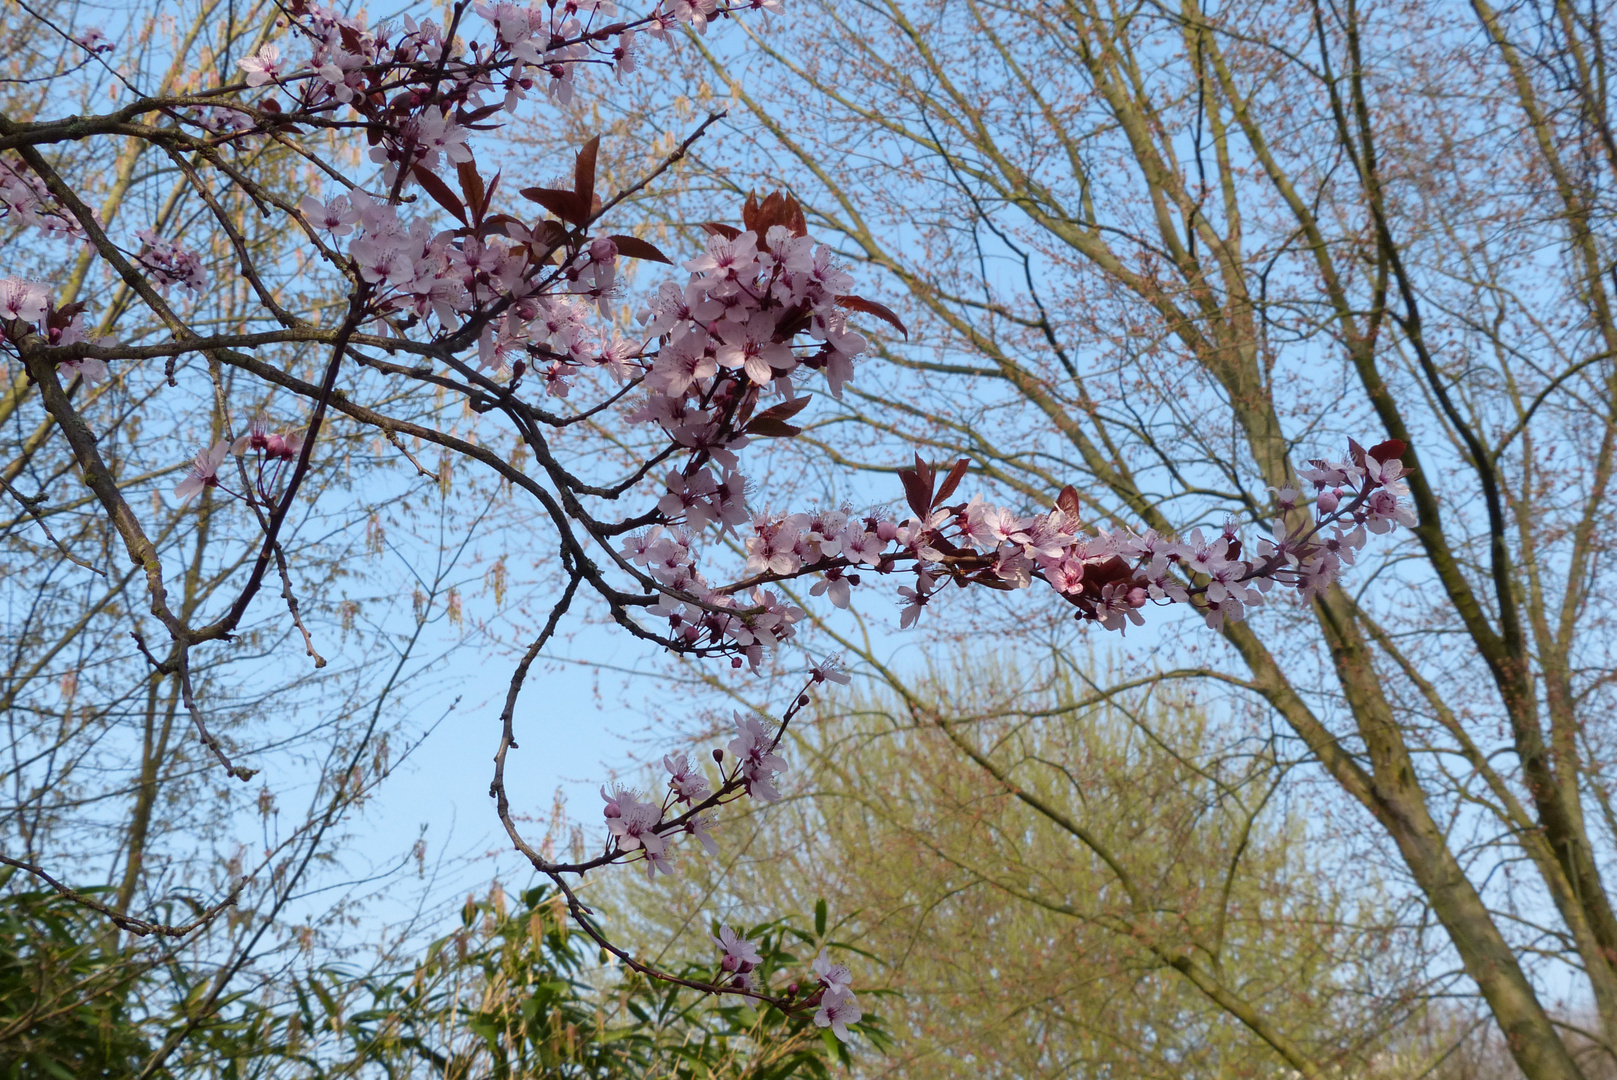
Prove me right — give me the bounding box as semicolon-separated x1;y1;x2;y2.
727;714;787;802
59;357;108;386
174;441;231;502
238;44;285;87
664;752;712;803
0;278;47;323
299;193;359;236
815;986;862;1042
713;926;762;972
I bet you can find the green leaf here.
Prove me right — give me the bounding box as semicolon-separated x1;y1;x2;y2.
814;898;828;939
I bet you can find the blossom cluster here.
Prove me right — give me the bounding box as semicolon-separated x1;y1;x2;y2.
0;278;109;385
635;440;1416;645
709;930;863;1041
175;417;307;503
134;229;207;294
232;0;770;171
0;159;86;242
598;699;836;880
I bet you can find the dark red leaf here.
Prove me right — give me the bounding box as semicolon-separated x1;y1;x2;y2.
412;165;467;224
574;135;600;204
1367;438;1407;464
898;469;931;520
1346;438;1367;469
899;451;936;519
743;191;810;239
773;303;813;339
913;451;935;498
933;458;970;507
457;159;486;221
757;192;785;233
701;222;742;241
520;187;586;225
836;295;908;338
49;300;88;328
1056;485;1083;519
608;234;673;264
752;395;812;425
476;213;524;241
459;102;505;125
784;194;807;237
744;418;803;439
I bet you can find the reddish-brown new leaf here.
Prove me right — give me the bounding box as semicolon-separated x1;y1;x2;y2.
608;235;673;264
476;213;524;241
751;395;813;425
836;295;909;338
743;191;811;238
1367;438;1408;464
1056;485;1083;519
744;418;804;439
898;452;936;519
520;187;586;225
574;135;600;207
457;159;486;220
773;303;813;339
412;165;467;224
933;458;970;507
701;222;742;241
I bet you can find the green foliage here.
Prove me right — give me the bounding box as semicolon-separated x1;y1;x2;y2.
0;877;862;1080
0;883;157;1080
189;883;864;1080
612;657;1424;1080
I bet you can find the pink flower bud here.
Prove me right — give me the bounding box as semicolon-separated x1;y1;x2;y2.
1317;490;1340;514
589;237;618;263
265;434;287;457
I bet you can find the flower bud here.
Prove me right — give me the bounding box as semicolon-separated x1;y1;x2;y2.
589;237;619;264
1316;489;1340;514
786;982;799;996
722;954;739;971
712;748;724;763
798;693;810;707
